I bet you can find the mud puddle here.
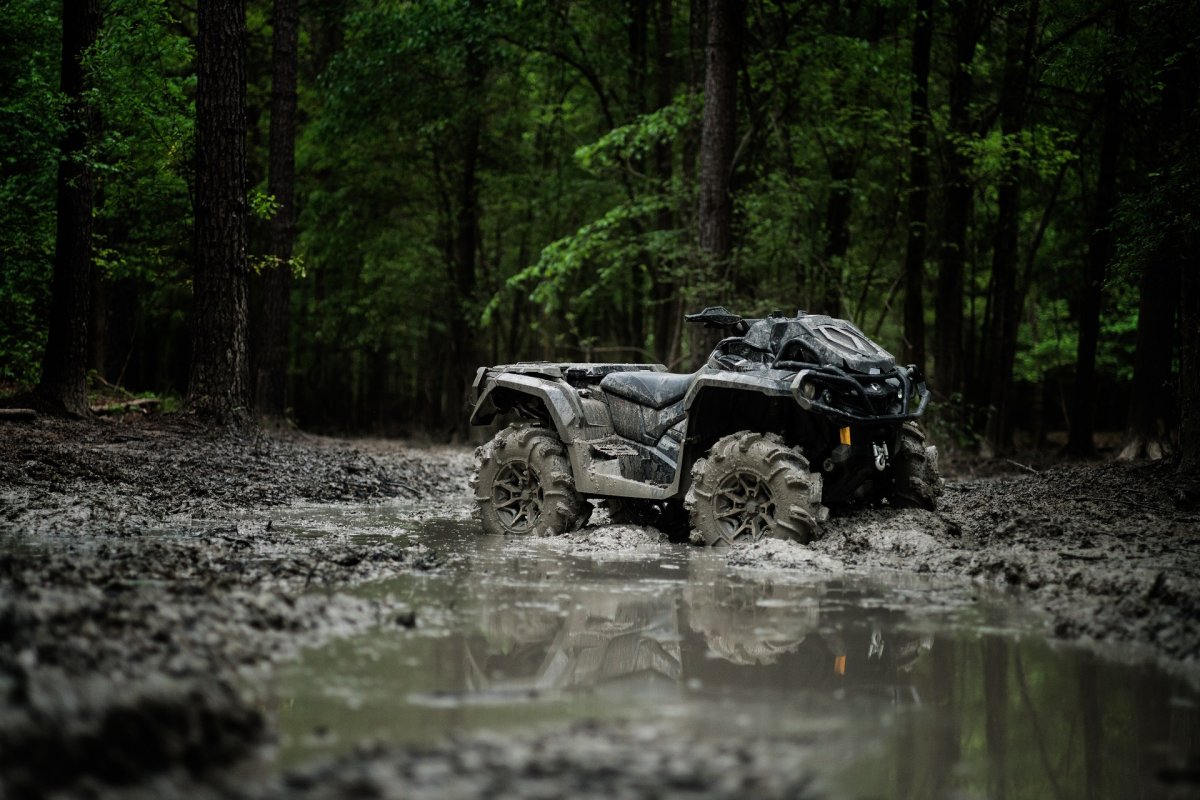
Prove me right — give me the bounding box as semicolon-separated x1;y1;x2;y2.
269;516;1200;800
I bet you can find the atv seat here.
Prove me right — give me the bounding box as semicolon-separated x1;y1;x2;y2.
600;370;695;410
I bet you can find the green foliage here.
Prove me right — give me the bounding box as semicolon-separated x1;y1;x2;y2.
0;0;62;381
0;0;1190;434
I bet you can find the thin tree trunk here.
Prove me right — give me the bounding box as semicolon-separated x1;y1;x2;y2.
255;0;299;419
37;0;101;418
984;1;1037;454
697;0;740;261
902;0;933;370
651;0;677;365
1181;246;1200;490
188;0;251;423
935;0;982;400
691;0;741;367
820;154;853;317
449;7;485;435
1120;259;1178;460
1067;1;1126;456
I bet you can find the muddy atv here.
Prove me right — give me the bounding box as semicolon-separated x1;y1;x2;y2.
469;307;941;546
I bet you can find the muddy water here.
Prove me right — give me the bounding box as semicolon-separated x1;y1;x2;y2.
271;512;1199;799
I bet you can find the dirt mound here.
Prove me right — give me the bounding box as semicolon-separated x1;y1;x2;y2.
0;415;473;534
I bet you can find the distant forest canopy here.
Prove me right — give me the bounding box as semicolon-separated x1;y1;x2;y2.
1;0;1197;460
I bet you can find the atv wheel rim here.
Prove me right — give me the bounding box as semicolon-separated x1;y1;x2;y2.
713;471;776;542
492;461;543;534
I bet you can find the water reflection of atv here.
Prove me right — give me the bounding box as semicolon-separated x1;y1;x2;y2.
465;587;682;697
465;567;930;704
683;560;931;702
470;307;942;546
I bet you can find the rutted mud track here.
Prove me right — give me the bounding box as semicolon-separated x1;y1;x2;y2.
2;416;1198;797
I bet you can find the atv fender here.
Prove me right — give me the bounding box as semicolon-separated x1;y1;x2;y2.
470;370;585;443
682;369;795;407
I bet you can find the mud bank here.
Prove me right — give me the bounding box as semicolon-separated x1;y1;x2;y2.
727;459;1200;667
0;415;473;535
1;416;470;798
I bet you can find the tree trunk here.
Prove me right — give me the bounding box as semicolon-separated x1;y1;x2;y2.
984;1;1037;454
651;0;678;365
449;10;485;435
902;0;933;371
690;0;741;367
1067;1;1126;457
255;0;299;420
697;0;741;266
36;0;101;418
935;0;982;400
1120;259;1179;460
820;154;853;317
1181;245;1200;489
188;0;251;423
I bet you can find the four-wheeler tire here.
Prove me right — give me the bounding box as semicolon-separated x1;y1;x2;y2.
889;422;943;510
685;431;827;547
474;424;592;536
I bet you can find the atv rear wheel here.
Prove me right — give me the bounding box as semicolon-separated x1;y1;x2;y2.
889;422;943;510
474;425;591;536
685;432;826;547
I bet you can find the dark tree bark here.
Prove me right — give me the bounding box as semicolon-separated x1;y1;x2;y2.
935;0;983;400
690;0;741;367
984;1;1038;454
188;0;251;422
448;10;485;435
1067;1;1127;456
697;0;741;265
36;0;101;418
902;0;933;371
819;154;853;317
1181;242;1200;489
650;0;679;365
1120;260;1178;460
255;0;299;420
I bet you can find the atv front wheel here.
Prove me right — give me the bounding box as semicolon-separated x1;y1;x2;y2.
889;422;943;510
685;432;827;547
474;425;591;536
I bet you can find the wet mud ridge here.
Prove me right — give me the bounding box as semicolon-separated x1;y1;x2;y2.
2;416;1199;798
733;459;1200;665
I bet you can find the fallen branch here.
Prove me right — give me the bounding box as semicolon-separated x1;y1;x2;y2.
1004;458;1039;475
90;397;161;415
0;408;37;421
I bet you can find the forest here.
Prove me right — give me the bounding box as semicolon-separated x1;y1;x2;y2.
1;0;1197;469
4;3;1200;796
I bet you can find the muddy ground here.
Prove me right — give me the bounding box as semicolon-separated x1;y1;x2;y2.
1;415;1198;798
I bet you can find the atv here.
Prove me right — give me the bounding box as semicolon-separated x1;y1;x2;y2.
469;307;941;546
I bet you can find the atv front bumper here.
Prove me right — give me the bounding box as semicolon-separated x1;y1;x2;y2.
788;363;929;424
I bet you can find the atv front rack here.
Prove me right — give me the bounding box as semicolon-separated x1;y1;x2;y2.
780;361;930;424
